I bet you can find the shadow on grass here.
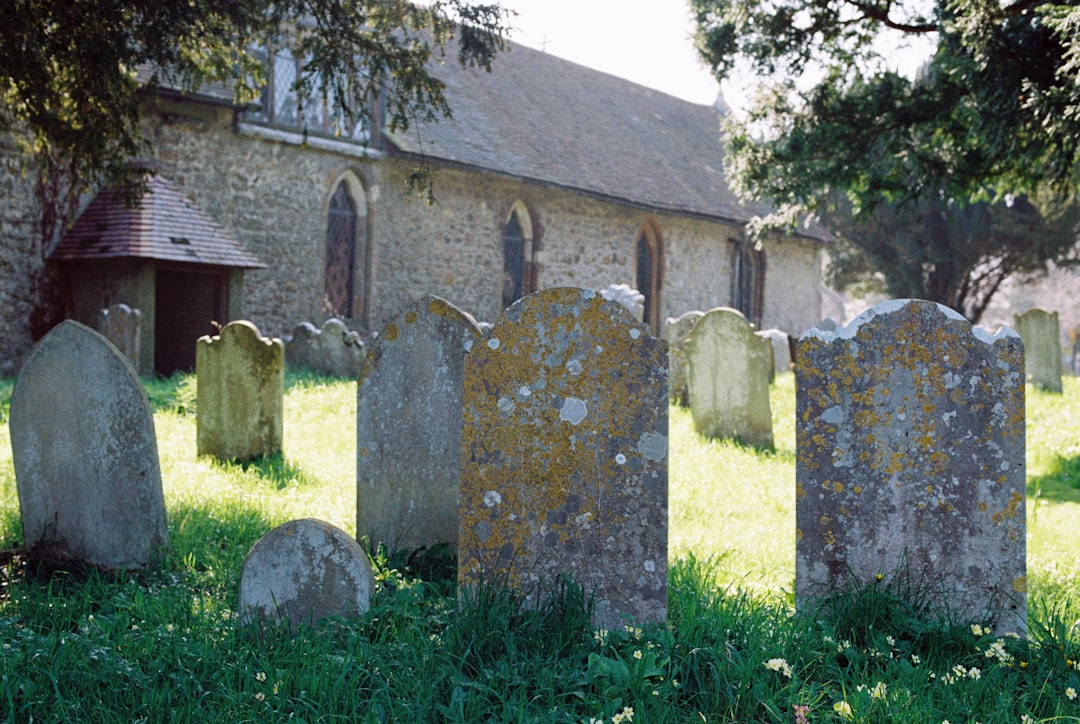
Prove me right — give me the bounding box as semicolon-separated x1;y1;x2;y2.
168;500;278;576
209;452;318;490
1028;453;1080;504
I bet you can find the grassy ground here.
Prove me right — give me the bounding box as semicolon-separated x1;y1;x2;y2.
1;371;1080;721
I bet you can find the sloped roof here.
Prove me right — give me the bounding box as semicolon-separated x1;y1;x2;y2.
50;175;265;268
385;40;772;226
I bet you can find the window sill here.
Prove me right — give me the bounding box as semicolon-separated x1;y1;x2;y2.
236;122;385;160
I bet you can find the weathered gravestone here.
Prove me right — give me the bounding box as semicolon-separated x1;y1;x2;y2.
664;310;704;406
98;303;142;373
599;283;645;321
759;328;794;377
285;318;366;378
1014;308;1063;393
196;320;284;461
356;296;484;553
685;307;773;448
239;518;374;632
11;321;168;569
459;287;669;628
797;299;1026;633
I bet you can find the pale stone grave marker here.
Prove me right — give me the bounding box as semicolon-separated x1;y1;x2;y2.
356;295;484;553
285;318;366;378
1014;307;1062;393
196;320;284;461
98;303;141;372
759;328;793;376
599;283;645;321
459;287;669;628
685;307;773;448
11;320;168;569
239;518;374;632
796;299;1026;633
664;310;704;406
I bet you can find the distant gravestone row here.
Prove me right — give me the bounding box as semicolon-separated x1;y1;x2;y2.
285;318;366;379
8;293;1031;637
98;303;141;372
1014;307;1062;394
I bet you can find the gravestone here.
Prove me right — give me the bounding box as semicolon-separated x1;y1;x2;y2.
98;303;142;373
357;296;484;553
239;518;374;632
459;287;669;628
11;321;168;569
797;299;1026;633
759;328;793;376
599;283;645;321
196;320;284;461
285;318;366;378
1014;308;1062;393
664;310;704;406
685;307;773;448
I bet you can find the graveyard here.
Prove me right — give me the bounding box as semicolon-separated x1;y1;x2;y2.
2;356;1080;720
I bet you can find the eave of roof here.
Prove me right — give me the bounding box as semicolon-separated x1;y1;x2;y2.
49;175;266;269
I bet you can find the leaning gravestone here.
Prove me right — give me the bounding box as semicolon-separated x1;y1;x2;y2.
664;310;704;406
459;287;669;628
1014;308;1062;393
196;320;284;461
356;296;484;554
285;318;366;378
239;518;374;632
98;303;142;373
685;307;773;448
11;321;168;569
797;299;1026;633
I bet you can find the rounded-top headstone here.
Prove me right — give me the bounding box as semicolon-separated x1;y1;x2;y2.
239;518;375;632
11;320;168;569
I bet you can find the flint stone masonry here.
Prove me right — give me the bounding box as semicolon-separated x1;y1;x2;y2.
664;310;704;406
1014;308;1062;393
285;318;366;378
98;303;142;371
796;299;1026;632
11;321;168;569
459;287;669;628
239;518;374;632
685;307;773;448
356;296;484;553
196;320;284;461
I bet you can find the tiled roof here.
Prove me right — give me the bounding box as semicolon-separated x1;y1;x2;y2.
49;175;265;268
385;40;774;226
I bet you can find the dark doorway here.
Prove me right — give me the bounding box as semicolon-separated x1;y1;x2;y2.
154;270;225;375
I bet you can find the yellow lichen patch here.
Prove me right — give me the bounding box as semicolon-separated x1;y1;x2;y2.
853;485;863;494
383;324;399;342
404;311;418;324
796;482;807;499
796;528;804;542
831;481;844;493
1013;576;1027;593
824;530;836;546
977;501;988;512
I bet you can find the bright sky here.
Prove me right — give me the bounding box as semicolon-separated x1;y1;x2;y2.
497;0;722;106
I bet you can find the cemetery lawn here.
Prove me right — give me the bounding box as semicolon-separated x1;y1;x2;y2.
1;371;1080;721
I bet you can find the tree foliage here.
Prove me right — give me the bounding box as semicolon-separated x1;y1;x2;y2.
0;0;510;210
691;0;1080;215
823;192;1080;322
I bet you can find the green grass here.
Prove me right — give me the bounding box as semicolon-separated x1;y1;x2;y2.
2;371;1080;721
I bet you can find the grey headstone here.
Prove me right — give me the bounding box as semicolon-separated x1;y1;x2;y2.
759;328;793;375
599;283;645;321
796;299;1026;633
459;287;669;628
196;320;284;461
1014;308;1062;393
239;518;374;632
98;303;141;372
663;310;704;406
357;296;484;553
285;318;366;378
11;321;168;570
685;307;773;448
